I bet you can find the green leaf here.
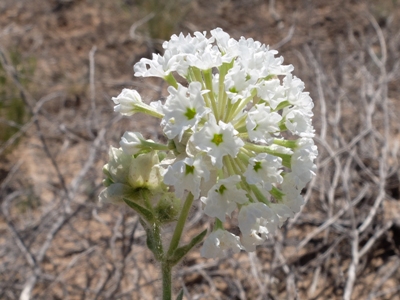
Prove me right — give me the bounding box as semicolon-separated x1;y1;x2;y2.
175;289;184;300
144;222;163;261
139;218;163;261
123;198;154;223
168;229;207;266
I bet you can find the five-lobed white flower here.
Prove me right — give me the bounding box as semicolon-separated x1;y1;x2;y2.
163;156;210;199
244;153;283;191
224;64;255;104
190;114;244;169
238;202;279;251
201;175;248;221
162;82;210;141
246;103;282;144
134;51;177;79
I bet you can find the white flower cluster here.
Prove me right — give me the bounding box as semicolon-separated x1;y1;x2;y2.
103;28;317;258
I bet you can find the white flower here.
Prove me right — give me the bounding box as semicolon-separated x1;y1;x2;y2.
256;79;286;110
246;103;282;144
210;27;238;62
240;230;265;252
103;146;131;184
163;156;210;199
284;108;315;137
238;202;278;235
283;74;305;103
236;37;291;80
281;173;305;213
112;88;163;118
112;89;142;116
296;137;318;154
186;44;222;70
283;192;305;214
290;92;314;111
164;31;211;55
236;38;266;76
244;153;283;191
291;138;318;186
120;132;145;155
224;64;255;104
200;229;242;258
238;203;279;250
201;175;248;221
162;31;214;77
270;203;294;227
262;50;293;76
190;114;244;169
134;50;177;78
162;82;210;141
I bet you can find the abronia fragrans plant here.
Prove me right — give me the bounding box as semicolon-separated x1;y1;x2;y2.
100;28;317;299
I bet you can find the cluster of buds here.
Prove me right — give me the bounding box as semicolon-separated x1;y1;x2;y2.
100;28;317;258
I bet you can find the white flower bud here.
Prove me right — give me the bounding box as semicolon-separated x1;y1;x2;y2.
120;131;145;155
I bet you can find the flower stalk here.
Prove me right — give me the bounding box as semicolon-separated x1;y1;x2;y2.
100;28;317;299
161;260;172;300
167;192;194;257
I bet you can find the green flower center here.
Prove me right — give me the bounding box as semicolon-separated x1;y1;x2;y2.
184;107;196;120
211;133;224;146
217;184;227;194
185;164;195;175
253;161;262;172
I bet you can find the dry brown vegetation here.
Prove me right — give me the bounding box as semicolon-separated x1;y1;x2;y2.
1;0;400;299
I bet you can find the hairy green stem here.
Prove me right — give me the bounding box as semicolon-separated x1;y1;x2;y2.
162;261;172;300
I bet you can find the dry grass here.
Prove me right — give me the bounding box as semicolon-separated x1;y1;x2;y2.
1;0;400;299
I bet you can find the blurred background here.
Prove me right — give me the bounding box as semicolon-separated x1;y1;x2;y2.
1;0;400;299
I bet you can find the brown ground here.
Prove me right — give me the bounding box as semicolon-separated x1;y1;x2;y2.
1;0;400;299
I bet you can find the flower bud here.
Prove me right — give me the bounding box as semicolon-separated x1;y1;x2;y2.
120;131;145;155
154;192;181;224
112;88;164;118
128;151;163;190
